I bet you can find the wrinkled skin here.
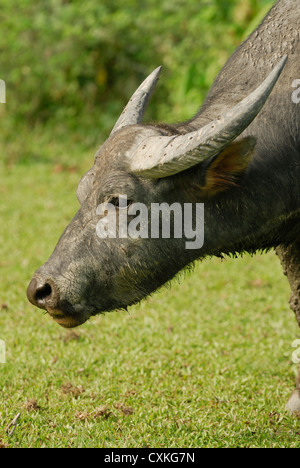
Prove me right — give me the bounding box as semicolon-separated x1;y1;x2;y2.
29;126;198;327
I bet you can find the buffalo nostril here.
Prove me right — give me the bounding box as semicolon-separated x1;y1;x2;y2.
35;283;52;302
27;278;55;310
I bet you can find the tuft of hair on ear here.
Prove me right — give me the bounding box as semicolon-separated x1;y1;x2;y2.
201;136;257;197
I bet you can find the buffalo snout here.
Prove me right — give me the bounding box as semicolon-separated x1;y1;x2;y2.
27;275;86;328
27;277;58;311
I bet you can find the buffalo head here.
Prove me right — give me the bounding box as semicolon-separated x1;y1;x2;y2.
27;58;287;327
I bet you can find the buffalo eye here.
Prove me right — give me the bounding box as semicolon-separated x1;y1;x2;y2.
109;196;133;209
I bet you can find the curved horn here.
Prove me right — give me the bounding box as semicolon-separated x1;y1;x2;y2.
110;66;162;136
129;56;288;178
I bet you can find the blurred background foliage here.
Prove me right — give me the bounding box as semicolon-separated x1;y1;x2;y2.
0;0;274;164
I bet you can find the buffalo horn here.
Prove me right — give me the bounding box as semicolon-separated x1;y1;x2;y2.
129;56;288;178
110;66;162;136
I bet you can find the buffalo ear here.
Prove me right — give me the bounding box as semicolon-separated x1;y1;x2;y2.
201;136;256;197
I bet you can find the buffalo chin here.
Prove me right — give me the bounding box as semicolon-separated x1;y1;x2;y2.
48;308;89;328
51;314;87;328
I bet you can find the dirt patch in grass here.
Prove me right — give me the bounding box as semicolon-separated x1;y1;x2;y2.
75;405;112;421
61;382;85;398
115;403;134;415
23;399;41;412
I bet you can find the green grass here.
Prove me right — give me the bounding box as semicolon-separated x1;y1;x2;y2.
1;142;300;448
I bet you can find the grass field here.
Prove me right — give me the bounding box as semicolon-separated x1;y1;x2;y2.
1;140;300;448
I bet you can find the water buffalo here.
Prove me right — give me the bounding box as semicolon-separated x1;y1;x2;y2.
27;0;300;412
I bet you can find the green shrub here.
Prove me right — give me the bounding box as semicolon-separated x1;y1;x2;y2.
0;0;274;158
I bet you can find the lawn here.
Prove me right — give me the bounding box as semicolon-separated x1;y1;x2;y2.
0;140;300;448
